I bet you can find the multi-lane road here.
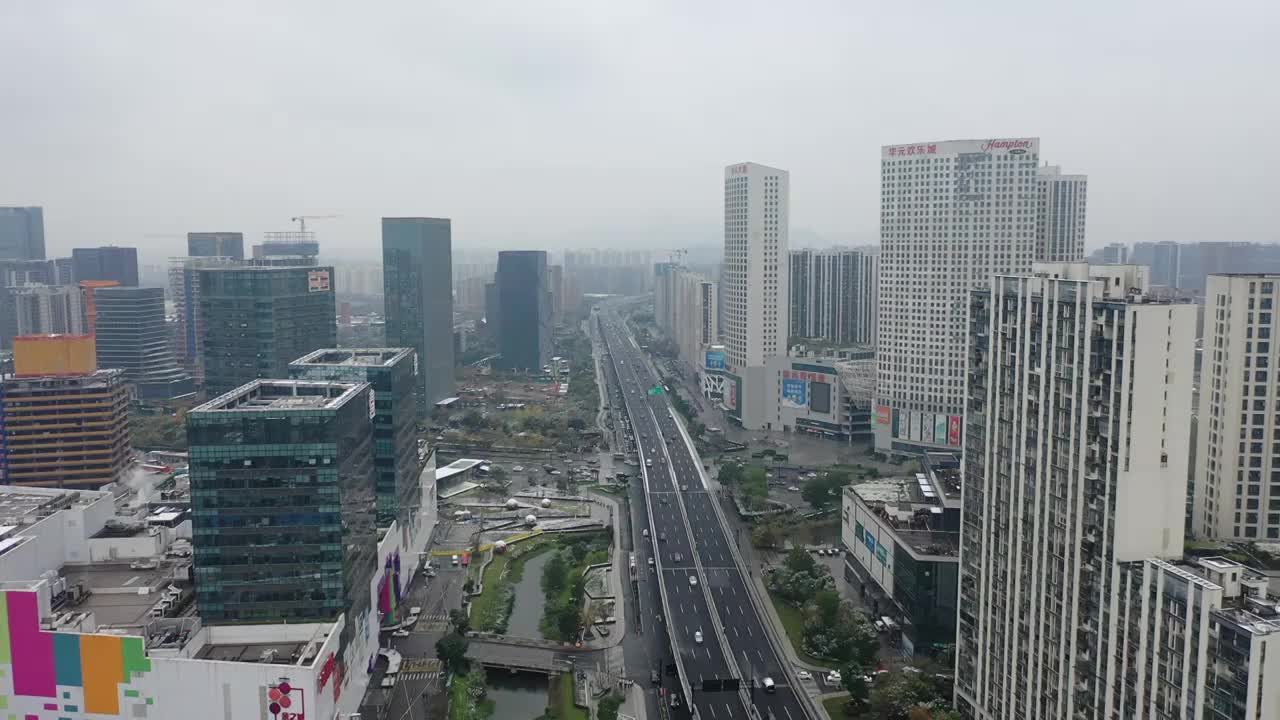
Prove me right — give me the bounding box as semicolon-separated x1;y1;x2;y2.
598;310;810;720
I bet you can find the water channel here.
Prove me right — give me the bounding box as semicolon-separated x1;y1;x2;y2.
505;549;552;639
484;669;549;720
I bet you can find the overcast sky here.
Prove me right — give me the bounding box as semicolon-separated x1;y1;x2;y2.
3;1;1277;263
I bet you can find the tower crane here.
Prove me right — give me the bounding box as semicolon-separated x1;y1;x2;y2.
290;215;341;234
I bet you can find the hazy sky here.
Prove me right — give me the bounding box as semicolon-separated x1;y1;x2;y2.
3;1;1277;263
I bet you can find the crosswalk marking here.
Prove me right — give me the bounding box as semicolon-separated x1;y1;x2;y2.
398;671;442;681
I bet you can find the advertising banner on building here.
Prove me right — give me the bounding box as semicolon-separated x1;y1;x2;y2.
308;269;331;292
876;405;891;425
704;350;726;370
935;415;947;444
864;532;876;555
781;378;808;408
875;539;888;565
948;415;962;446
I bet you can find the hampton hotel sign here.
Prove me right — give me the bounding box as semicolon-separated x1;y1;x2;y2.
883;137;1038;157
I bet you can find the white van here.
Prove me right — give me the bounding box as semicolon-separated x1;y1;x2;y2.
762;677;776;693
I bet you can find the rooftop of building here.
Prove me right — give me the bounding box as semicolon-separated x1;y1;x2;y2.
3;367;125;384
194;379;367;414
437;458;487;482
194;641;313;665
847;474;959;558
63;563;191;628
290;347;414;369
0;485;110;526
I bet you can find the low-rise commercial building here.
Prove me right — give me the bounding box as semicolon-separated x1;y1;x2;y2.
703;347;874;440
841;453;960;654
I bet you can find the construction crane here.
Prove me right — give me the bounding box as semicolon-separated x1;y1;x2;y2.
668;248;687;266
290;214;341;234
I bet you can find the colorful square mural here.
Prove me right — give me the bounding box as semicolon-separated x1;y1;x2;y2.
0;590;154;719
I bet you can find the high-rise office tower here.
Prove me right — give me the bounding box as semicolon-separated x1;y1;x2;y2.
0;207;45;260
957;263;1195;719
382;218;454;410
1131;241;1182;287
198;265;336;395
788;248;878;345
0;335;130;489
290;348;423;527
93;286;194;400
187;232;245;260
494;250;551;371
722;162;789;371
72;246;139;287
1194;274;1280;541
875;138;1085;452
1034;165;1088;262
188;379;377;629
169;256;241;381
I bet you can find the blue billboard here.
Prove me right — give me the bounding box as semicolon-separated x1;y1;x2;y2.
704;350;726;370
781;378;808;408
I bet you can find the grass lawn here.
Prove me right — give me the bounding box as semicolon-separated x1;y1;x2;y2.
768;590;837;668
822;694;852;719
549;674;589;720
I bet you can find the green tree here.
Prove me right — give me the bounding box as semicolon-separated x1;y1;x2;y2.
542;552;569;594
815;590;841;627
802;470;851;510
449;608;471;635
868;670;936;720
784;546;819;575
435;632;470;673
718;463;744;486
841;669;871;714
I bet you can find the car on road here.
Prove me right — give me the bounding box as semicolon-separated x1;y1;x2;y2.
659;532;667;542
651;669;661;685
672;552;683;562
826;670;843;685
795;670;812;681
410;606;422;616
688;575;698;586
694;630;703;644
512;465;524;472
787;485;800;492
763;676;776;693
642;528;649;538
392;629;410;638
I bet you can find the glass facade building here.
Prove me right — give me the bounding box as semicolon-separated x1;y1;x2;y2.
0;207;45;260
188;380;378;635
382;218;454;411
495;250;551;371
198;265;337;395
94;286;194;400
71;246;139;287
187;232;245;260
290;348;420;527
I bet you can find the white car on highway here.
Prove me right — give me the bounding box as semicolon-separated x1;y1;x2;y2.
689;575;698;587
694;630;703;644
795;670;812;681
